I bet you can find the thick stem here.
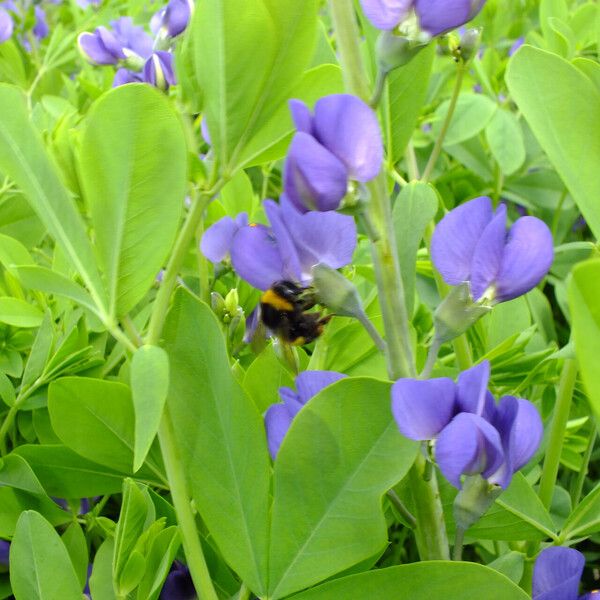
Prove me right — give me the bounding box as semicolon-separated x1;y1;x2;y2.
538;359;578;509
409;453;450;560
421;62;466;183
453;527;465;561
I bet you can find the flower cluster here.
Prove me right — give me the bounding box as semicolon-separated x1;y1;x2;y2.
78;0;192;89
391;360;542;489
431;196;554;304
0;0;49;46
284;94;383;212
264;371;346;459
201;195;357;291
360;0;486;36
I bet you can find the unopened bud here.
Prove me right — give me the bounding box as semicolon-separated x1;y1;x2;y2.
224;288;239;316
434;282;490;343
211;291;225;316
312;263;365;319
453;475;502;532
455;27;482;63
376;31;428;73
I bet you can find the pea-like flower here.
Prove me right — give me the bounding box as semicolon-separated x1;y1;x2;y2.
152;0;193;38
201;195;357;290
143;51;176;90
0;539;8;566
431;196;554;304
159;561;196;600
391;360;542;489
32;6;48;40
284;94;383;212
0;7;13;43
360;0;486;36
533;546;597;600
264;371;346;459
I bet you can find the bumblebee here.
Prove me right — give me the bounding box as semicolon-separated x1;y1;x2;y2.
260;280;331;346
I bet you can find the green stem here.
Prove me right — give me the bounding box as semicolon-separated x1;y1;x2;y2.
405;142;420;181
453;527;465;561
159;412;218;600
420;337;441;379
421;62;466;183
409;453;450;560
369;69;388;108
571;428;595;507
538;359;578;509
356;313;387;354
386;489;417;529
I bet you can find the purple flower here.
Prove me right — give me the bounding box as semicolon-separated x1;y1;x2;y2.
359;0;486;36
264;371;346;459
33;6;48;39
143;51;176;90
111;17;153;59
284;95;383;212
113;67;144;87
509;37;524;56
391;361;543;489
201;196;357;290
0;539;9;566
160;561;196;600
430;196;554;304
533;547;593;600
0;7;12;43
154;0;193;37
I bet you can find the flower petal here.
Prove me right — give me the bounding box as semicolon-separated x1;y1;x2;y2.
470;203;507;301
533;546;584;600
278;387;304;416
160;561;196;600
456;360;491;417
78;30;121;65
289;99;313;134
430;196;493;287
312;94;383;182
0;8;13;43
436;413;504;488
163;0;191;37
295;371;346;405
359;0;412;30
279;196;357;279
230;224;284;290
494;216;554;302
415;0;485;36
201;215;242;263
264;403;294;460
264;200;303;283
0;540;9;566
391;377;456;441
283;132;348;213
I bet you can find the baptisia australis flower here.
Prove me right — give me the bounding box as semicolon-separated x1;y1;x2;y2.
0;7;12;43
284;94;383;212
201;195;357;290
152;0;193;39
143;50;176;91
431;196;554;304
391;360;542;489
533;546;598;600
264;371;346;459
159;561;196;600
360;0;486;36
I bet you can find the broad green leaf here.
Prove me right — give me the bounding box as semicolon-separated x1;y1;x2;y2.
0;298;43;327
562;482;600;539
569;260;600;423
10;511;81;600
192;0;318;171
48;377;166;480
237;64;344;169
90;538;117;600
392;182;438;315
485;109;526;176
62;522;89;589
268;378;419;599
136;527;180;600
131;346;170;471
289;562;529;600
162;289;271;596
79;85;186;318
14;444;128;497
506;46;600;240
384;44;435;163
432;93;497;147
488;552;525;585
0;85;107;315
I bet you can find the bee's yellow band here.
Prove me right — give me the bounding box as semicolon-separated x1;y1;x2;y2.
261;289;294;312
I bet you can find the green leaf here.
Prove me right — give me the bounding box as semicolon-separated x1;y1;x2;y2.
192;0;318;171
289;562;529;600
162;289;271;596
9;511;82;600
14;444;127;497
268;378;419;599
393;182;438;315
432;93;497;147
136;527;180;600
384;44;435;163
485;109;526;176
79;85;187;318
0;297;43;327
21;312;53;390
62;522;89;589
0;84;107;315
506;46;600;240
562;482;600;539
131;346;170;472
90;538;117;600
569;260;600;423
0;233;33;274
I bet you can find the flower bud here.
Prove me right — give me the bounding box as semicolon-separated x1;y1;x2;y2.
33;6;49;40
433;282;491;343
143;51;176;90
376;30;427;72
312;263;365;319
224;288;239;316
211;291;226;316
453;475;501;532
456;27;482;63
